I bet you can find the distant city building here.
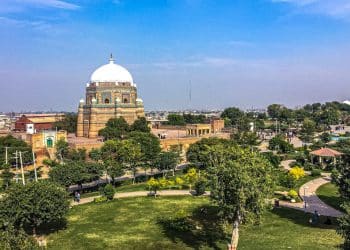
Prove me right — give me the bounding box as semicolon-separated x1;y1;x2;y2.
77;55;145;138
14;113;64;133
0;114;11;131
210;118;225;133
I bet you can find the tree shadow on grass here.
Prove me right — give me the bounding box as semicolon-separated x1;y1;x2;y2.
316;194;345;213
24;219;67;236
157;205;228;250
272;207;339;230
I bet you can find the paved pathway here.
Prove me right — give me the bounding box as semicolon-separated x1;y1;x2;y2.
72;161;344;218
280;159;295;171
279;175;344;217
72;190;209;206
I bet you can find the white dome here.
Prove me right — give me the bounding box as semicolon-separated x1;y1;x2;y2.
90;56;133;84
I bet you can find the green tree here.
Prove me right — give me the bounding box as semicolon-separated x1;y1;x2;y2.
268;135;293;153
128;131;161;174
120;139;142;184
89;148;102;162
183;114;206;124
156;150;180;176
55;138;69;162
267;104;284;119
207;143;274;249
49;161;103;188
300;118;316;143
0;181;69;235
104;160;124;184
330;159;350;248
101;184;115;200
231;131;260;147
320;132;332;143
0;225;38;250
53;113;78;133
186;137;235;170
99;117;130;140
130;117;150;133
332;162;350;201
147;177;160;196
221;107;246;128
1;164;14;190
166;114;186;126
0;135;32;167
184;168;198;191
338;203;350;249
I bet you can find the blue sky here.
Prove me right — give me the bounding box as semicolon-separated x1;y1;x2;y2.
1;0;350;112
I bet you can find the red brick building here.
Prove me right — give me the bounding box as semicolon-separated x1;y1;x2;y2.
15;114;65;132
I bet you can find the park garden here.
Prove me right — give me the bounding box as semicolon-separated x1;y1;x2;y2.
1;101;350;249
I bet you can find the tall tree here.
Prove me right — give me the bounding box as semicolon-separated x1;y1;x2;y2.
207;143;274;249
49;161;103;188
166;114;186;126
267;104;284;119
231;131;260;147
299;118;316;143
119;139;142;184
130;117;150;133
156;150;180;176
128;131;161;174
221;107;246;128
0;164;14;190
268;135;293;153
99;117;130;140
0;135;32;167
53;113;78;133
332;161;350;248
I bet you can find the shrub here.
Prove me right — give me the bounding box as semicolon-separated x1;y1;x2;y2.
167;179;175;188
159;177;168;189
94;196;108;203
303;162;315;171
311;169;322;177
288;166;306;181
194;179;206;196
101;184;115;200
288;189;298;199
147;177;160;195
175;177;184;188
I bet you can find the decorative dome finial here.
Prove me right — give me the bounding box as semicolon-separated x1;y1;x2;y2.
109;53;114;64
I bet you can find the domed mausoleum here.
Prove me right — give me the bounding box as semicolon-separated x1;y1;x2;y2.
77;55;145;138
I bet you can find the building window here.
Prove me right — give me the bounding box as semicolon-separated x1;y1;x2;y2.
104;98;110;104
122;93;130;103
47;138;53;148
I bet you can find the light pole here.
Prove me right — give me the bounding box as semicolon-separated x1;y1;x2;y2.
303;186;309;212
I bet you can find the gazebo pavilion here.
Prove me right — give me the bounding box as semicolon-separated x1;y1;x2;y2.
310;147;343;168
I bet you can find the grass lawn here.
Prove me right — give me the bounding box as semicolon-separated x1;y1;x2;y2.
46;196;342;250
316;183;344;212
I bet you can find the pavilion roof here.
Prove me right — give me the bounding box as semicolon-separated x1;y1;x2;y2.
310;147;343;157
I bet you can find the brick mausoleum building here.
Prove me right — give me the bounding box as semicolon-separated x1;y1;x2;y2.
77;55;145;138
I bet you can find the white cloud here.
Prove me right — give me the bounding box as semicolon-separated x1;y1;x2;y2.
0;0;80;12
22;0;79;10
0;16;48;29
272;0;350;19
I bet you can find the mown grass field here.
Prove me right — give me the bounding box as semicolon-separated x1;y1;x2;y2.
46;196;342;250
316;183;344;212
